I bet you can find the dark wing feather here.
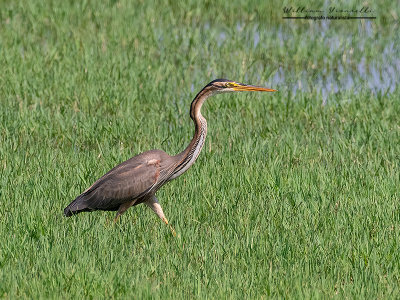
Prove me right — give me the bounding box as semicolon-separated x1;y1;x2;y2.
64;150;174;216
88;159;159;208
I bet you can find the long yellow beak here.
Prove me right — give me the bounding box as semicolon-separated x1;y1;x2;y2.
233;85;277;92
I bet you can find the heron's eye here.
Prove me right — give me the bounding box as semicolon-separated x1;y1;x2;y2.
225;82;236;88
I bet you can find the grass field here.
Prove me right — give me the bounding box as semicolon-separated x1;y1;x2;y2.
1;1;400;298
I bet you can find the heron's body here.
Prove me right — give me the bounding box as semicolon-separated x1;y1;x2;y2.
64;79;276;227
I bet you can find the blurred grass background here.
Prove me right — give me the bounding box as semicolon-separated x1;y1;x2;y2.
0;0;399;298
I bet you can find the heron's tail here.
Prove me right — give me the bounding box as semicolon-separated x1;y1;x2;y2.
64;195;90;217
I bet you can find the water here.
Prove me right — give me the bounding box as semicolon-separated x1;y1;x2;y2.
267;22;398;98
207;21;399;100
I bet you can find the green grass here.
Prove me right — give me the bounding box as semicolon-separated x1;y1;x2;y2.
1;0;400;298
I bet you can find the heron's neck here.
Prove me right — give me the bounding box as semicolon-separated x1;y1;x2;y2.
170;88;212;179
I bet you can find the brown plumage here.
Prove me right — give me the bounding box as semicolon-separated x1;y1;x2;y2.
64;79;276;226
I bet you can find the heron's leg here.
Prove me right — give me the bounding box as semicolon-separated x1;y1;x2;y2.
145;196;176;236
145;195;168;224
114;200;136;223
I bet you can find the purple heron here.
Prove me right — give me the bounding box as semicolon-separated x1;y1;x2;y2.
64;79;276;227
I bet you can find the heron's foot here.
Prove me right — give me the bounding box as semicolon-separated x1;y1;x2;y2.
113;214;121;224
170;225;177;237
104;217;112;227
162;217;176;236
168;224;177;237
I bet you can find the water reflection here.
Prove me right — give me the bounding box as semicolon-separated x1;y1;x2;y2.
210;21;399;99
273;26;396;98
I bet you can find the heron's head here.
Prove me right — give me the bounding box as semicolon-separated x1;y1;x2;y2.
207;79;277;94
